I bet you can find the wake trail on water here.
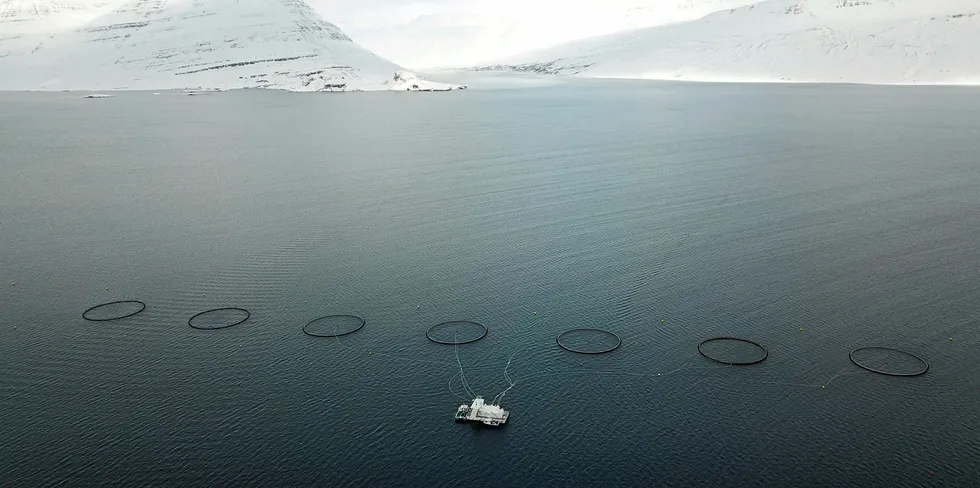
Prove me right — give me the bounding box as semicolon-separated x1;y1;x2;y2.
448;371;470;402
455;333;477;399
491;352;517;405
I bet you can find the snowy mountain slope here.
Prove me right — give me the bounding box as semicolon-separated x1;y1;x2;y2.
487;0;980;84
0;0;113;56
0;0;462;91
0;0;111;32
329;0;761;68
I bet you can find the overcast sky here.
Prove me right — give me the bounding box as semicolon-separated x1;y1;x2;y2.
316;0;760;28
317;0;588;29
311;0;762;68
311;0;617;66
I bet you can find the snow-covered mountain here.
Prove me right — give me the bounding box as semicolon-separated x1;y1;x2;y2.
483;0;980;84
0;0;112;30
0;0;462;91
329;0;761;69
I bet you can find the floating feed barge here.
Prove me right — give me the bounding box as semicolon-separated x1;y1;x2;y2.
455;396;508;426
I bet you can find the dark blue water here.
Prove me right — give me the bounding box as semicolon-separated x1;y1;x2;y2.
1;82;979;487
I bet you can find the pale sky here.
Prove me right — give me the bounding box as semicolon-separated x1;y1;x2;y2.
318;0;578;29
312;0;761;68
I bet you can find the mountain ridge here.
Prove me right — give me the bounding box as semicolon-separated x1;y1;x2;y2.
483;0;980;85
0;0;463;91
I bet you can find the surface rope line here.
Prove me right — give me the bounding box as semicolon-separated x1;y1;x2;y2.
455;333;476;399
492;352;517;405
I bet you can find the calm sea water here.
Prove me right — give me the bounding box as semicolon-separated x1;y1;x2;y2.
1;82;979;487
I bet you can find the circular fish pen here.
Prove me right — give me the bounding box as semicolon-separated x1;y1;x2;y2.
698;337;768;365
426;321;488;345
556;328;622;355
82;300;146;321
188;307;250;330
303;315;365;337
849;346;929;377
